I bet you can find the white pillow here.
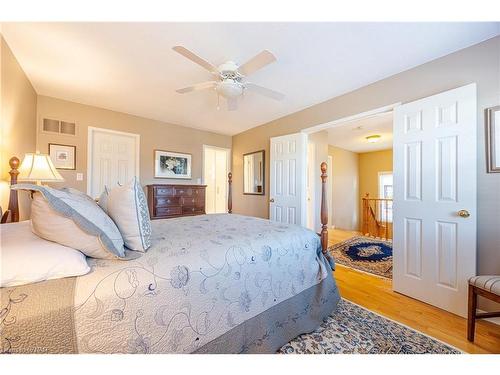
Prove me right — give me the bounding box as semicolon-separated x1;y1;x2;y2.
12;184;133;260
0;220;90;287
99;177;152;252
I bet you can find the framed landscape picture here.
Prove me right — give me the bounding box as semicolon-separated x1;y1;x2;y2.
48;143;76;170
154;150;192;179
486;105;500;173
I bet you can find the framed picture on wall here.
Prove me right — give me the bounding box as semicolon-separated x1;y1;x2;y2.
48;143;76;170
154;150;192;179
486;105;500;173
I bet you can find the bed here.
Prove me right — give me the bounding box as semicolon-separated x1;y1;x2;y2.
0;157;340;354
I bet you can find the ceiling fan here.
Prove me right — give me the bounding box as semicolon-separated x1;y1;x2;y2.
172;46;285;111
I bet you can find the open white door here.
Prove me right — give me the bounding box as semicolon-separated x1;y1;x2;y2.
269;133;307;226
393;83;477;317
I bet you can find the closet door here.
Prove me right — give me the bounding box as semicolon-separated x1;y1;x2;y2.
203;146;230;214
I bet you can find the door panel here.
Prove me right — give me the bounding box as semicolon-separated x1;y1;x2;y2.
90;129;138;198
393;83;477;317
203;146;229;214
269;133;306;226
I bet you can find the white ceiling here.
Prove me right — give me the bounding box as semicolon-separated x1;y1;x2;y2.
2;22;499;136
327;112;393;153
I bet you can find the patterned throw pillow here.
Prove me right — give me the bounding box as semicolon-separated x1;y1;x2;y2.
12;184;128;260
98;177;152;252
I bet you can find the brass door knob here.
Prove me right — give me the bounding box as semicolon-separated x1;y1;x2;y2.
458;210;470;218
269;198;275;203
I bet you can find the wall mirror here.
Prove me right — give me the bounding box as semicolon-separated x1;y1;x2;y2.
243;150;265;195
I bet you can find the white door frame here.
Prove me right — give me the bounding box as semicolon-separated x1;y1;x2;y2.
301;103;401;135
202;144;231;213
87;126;140;195
300;103;401;231
306;141;316;230
201;145;231;184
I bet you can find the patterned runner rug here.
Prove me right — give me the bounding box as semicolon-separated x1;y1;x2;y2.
280;299;460;354
328;236;392;278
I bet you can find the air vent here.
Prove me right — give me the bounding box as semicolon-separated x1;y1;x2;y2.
42;118;76;136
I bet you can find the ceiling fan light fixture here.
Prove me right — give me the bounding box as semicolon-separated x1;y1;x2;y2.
366;135;381;143
216;80;243;99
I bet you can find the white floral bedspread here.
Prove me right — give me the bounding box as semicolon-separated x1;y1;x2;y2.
73;214;331;353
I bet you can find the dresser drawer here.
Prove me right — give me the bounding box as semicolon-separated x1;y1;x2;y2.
155;206;182;217
155;186;175;196
156;196;180;207
182;206;204;215
180;196;204;206
174;187;193;196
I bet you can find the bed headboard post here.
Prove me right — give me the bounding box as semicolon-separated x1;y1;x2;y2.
6;156;20;223
227;172;232;214
320;162;328;255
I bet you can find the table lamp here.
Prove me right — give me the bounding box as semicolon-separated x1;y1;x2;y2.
18;152;65;185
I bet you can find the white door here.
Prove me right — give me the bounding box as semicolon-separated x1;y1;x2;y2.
306;141;315;230
88;128;139;198
203;146;230;214
269;133;307;225
393;83;477;317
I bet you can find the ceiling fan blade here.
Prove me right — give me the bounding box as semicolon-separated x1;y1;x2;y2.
245;83;285;101
227;98;238;111
238;50;276;76
172;46;218;74
176;81;217;94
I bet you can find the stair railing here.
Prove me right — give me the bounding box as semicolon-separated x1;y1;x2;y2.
362;193;393;240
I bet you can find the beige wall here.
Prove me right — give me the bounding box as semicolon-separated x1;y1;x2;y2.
0;36;37;220
358;149;393;230
328;145;359;231
232;36;500;290
36;95;232;192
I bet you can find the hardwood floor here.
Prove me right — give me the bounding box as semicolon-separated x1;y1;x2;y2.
328;228;500;354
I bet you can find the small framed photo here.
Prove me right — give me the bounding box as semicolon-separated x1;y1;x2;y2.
486;105;500;173
154;150;192;179
49;143;76;170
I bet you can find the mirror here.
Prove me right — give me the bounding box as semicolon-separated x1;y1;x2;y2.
243;150;265;195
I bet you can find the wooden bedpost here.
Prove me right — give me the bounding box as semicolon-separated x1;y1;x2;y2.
2;156;20;223
227;172;232;214
320;162;328;255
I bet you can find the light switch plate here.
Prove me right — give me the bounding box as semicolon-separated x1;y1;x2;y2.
76;173;84;181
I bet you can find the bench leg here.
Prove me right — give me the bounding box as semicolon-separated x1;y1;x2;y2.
467;285;477;342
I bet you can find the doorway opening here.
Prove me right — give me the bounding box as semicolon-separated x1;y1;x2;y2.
305;109;395;280
202;145;231;214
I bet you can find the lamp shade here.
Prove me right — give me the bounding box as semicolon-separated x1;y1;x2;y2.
18;153;65;183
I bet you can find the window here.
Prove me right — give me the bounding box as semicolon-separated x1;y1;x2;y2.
378;172;393;222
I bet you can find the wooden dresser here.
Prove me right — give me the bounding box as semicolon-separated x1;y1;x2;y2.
147;184;207;219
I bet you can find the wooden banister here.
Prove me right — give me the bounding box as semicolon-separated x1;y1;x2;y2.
362;193;392;240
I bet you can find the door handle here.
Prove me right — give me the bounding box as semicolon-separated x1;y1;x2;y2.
457;209;470;218
269;198;275;203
